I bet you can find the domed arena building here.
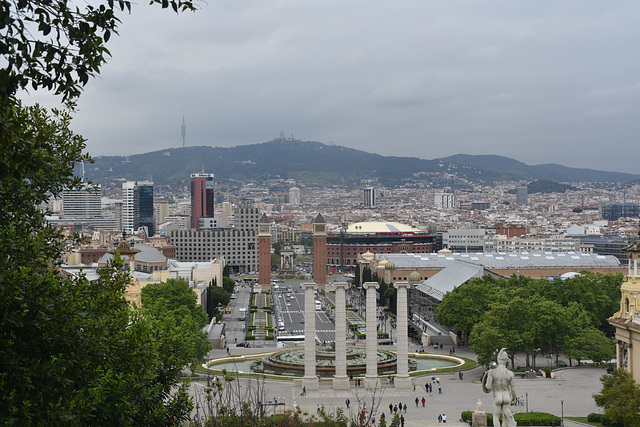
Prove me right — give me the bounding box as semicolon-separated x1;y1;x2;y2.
326;221;436;272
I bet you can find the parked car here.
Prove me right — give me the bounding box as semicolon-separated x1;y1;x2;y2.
236;342;250;347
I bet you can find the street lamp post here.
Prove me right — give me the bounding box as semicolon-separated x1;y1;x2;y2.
525;392;528;413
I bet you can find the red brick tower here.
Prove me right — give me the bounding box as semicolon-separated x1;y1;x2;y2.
258;213;271;291
313;213;327;290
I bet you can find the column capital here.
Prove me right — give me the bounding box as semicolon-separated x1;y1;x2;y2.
394;281;411;290
302;282;317;290
327;281;349;292
363;281;379;290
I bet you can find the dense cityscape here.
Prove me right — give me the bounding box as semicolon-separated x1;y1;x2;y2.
5;0;640;425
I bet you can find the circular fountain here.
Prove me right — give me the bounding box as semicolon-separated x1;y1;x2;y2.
206;348;462;377
249;346;414;377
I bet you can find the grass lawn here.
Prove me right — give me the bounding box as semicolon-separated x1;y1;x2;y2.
566;417;605;427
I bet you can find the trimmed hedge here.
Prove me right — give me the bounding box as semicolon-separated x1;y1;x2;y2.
461;411;560;426
587;413;621;426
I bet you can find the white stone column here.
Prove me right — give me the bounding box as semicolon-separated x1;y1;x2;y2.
394;281;412;389
302;282;319;390
363;281;380;389
330;281;350;389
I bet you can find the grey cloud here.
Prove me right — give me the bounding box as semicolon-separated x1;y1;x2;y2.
18;0;640;174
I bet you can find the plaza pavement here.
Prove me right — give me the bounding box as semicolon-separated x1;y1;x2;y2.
197;344;606;426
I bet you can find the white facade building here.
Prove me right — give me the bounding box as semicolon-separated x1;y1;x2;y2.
435;191;455;209
289;187;302;205
62;184;101;218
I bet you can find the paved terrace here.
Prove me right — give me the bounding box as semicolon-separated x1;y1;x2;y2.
194;345;605;426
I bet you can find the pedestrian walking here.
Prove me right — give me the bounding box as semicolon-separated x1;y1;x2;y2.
438;414;442;423
413;384;416;392
389;403;393;414
302;386;306;396
403;403;407;413
400;415;405;427
438;384;442;394
415;397;419;407
443;413;447;423
425;382;428;392
346;398;350;409
421;397;425;407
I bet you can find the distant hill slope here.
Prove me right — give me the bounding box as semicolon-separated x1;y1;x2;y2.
84;140;640;189
437;154;638;183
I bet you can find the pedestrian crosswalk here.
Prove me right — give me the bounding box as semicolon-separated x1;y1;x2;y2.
291;329;335;340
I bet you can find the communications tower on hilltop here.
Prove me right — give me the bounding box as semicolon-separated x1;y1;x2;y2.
181;115;186;148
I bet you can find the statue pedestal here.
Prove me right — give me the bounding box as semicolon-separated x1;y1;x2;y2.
472;413;487;427
394;376;413;389
332;376;350;390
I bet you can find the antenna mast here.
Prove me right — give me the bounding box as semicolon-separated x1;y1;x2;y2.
181;114;186;148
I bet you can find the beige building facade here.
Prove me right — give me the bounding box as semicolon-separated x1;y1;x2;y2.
609;236;640;383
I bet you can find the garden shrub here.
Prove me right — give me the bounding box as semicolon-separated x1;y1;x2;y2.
461;411;560;426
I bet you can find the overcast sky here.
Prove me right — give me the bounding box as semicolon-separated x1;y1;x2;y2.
25;1;640;174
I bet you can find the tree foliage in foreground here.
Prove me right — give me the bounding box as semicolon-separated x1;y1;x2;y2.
0;99;209;426
1;0;197;102
142;277;210;329
594;369;640;427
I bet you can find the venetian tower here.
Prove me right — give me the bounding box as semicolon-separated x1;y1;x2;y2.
313;213;327;291
258;213;272;291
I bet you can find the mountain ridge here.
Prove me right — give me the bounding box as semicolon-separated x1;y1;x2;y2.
84;140;639;189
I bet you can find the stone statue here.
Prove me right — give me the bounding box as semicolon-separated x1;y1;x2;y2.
481;348;517;427
475;399;484;413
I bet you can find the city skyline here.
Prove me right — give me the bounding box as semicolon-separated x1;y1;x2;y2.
22;1;640;174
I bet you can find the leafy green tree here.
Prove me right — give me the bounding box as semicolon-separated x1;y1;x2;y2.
535;272;622;330
2;0;203;423
435;275;506;345
594;369;640;427
271;252;282;269
222;276;235;294
273;240;284;255
208;286;231;316
141;277;209;329
566;327;614;366
378;285;398;314
469;318;508;366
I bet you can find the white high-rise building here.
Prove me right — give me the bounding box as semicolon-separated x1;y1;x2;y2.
363;187;376;208
62;184;101;218
122;181;154;235
517;185;528;204
122;181;137;234
289;187;301;205
435;191;455;209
